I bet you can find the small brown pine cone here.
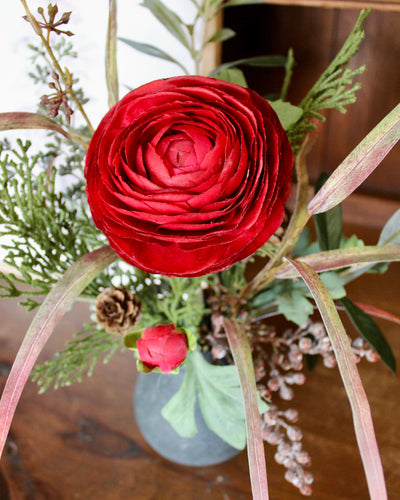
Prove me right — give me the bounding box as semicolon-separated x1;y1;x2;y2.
95;287;141;335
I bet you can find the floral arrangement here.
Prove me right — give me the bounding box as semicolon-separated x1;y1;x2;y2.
0;1;399;499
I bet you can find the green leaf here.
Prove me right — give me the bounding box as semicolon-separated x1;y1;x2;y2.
278;289;314;325
140;0;191;50
161;356;198;438
313;172;343;251
119;37;188;74
214;67;248;87
221;0;266;8
340;298;396;373
378;209;400;246
296;271;346;301
0;246;118;458
0;112;72;140
161;350;267;450
206;27;236;44
288;259;388;499
209;54;287;77
309;103;400;214
269;99;303;131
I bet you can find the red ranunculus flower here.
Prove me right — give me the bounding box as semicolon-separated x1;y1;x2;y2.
85;76;293;277
136;324;188;373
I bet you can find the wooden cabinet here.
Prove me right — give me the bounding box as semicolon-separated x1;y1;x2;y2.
222;1;400;200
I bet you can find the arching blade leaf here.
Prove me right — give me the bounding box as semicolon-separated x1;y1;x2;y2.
223;318;270;500
140;0;191;50
309;103;400;214
206;27;236;44
119;37;188;74
289;259;388;500
340;298;396;373
0;112;72;140
0;246;118;458
275;244;400;279
106;0;119;108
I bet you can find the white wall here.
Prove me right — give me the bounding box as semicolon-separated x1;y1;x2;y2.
0;0;196;128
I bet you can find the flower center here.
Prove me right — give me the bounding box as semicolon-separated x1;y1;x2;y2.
157;127;213;175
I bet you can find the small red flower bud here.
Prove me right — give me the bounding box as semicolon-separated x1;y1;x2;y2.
136;324;188;373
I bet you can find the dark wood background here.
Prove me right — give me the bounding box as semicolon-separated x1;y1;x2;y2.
223;3;400;200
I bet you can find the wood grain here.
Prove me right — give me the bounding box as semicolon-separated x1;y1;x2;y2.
222;6;400;199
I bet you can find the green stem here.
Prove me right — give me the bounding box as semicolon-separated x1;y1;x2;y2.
223;318;269;500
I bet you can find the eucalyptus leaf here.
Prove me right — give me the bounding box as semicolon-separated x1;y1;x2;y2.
209;55;287;77
340;298;396;373
214;67;248;87
313;172;343;251
119;37;188;74
206;27;236;44
378;209;400;246
220;0;267;8
140;0;191;50
269;99;303;130
277;289;314;325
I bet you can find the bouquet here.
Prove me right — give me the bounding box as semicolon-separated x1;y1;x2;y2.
0;1;399;498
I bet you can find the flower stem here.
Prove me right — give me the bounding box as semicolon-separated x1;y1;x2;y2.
223;318;269;500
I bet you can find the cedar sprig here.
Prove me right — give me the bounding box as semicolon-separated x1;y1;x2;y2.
31;323;122;392
288;9;370;150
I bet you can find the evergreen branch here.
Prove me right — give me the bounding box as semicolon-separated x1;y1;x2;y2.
0;140;112;307
31;323;122;392
288;9;370;150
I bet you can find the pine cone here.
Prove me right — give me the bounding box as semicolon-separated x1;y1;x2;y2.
95;287;141;335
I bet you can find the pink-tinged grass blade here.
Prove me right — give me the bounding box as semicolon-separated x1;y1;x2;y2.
0;112;72;140
354;302;400;327
288;259;388;500
106;0;119;108
308;103;400;214
223;318;269;500
0;246;118;458
275;244;400;279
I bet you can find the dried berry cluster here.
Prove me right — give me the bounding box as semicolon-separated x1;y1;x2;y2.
203;314;379;496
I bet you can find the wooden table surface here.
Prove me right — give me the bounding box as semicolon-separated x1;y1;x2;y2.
1;226;400;499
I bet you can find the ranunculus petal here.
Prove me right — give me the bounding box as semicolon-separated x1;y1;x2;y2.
85;76;293;277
